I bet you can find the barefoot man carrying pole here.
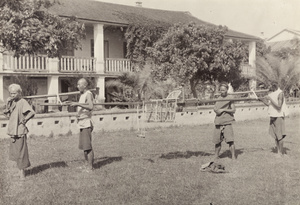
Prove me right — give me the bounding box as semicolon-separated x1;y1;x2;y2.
213;83;237;160
70;78;94;170
4;84;35;180
259;83;288;157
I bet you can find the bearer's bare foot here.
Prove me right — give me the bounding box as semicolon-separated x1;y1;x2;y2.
19;169;25;180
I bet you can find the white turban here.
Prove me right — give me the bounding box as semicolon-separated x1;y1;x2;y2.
8;83;22;93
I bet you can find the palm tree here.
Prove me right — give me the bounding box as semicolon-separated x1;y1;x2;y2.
256;54;300;95
105;63;176;102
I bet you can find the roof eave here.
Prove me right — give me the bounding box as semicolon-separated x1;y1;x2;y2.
225;35;261;42
59;15;129;27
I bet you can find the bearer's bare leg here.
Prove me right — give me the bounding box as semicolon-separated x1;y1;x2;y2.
19;169;25;180
215;142;221;160
84;149;94;170
278;139;284;156
275;139;283;157
228;141;237;160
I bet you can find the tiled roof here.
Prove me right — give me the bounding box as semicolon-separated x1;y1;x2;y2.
50;0;260;41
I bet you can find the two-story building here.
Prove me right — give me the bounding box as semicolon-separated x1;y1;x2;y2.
0;0;260;104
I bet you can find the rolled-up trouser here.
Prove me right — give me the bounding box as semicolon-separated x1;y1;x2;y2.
269;117;286;141
213;124;234;144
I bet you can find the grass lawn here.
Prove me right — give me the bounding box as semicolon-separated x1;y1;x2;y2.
1;115;300;205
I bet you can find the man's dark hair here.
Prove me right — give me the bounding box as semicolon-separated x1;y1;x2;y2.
270;83;278;91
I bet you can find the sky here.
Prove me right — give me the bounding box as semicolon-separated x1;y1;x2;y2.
96;0;300;39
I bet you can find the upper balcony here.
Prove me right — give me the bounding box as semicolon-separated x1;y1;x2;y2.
1;53;254;78
2;54;48;72
1;53;133;74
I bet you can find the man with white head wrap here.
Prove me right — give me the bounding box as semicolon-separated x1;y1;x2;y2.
4;83;35;180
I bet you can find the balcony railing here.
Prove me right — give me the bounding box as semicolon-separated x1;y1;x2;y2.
2;54;48;71
59;56;96;72
241;64;256;78
1;54;133;74
105;58;132;73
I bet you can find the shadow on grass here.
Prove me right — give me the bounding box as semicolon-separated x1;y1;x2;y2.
25;161;68;176
271;147;290;154
219;149;244;159
160;151;213;160
93;156;123;169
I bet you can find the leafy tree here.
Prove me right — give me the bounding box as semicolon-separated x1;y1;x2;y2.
0;0;85;57
256;54;300;95
125;25;167;67
120;12;170;69
148;22;248;98
212;40;248;89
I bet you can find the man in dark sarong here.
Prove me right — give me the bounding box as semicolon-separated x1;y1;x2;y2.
4;84;35;180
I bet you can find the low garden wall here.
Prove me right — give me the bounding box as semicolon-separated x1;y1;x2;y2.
0;101;299;139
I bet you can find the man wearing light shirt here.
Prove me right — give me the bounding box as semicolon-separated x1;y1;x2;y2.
70;78;94;170
260;83;289;157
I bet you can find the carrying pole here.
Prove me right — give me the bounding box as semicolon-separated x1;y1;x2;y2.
38;97;264;107
227;89;269;95
23;87;99;99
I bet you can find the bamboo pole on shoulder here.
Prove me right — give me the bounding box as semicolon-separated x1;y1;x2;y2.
38;97;264;107
36;89;268;107
23;87;99;99
214;89;269;96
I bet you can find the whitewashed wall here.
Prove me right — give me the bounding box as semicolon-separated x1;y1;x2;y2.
0;102;299;139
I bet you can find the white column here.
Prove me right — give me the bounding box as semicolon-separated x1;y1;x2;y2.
0;75;3;103
0;53;3;103
47;76;60;111
48;58;60;73
248;41;257;90
95;76;105;103
94;24;105;74
0;52;3;71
